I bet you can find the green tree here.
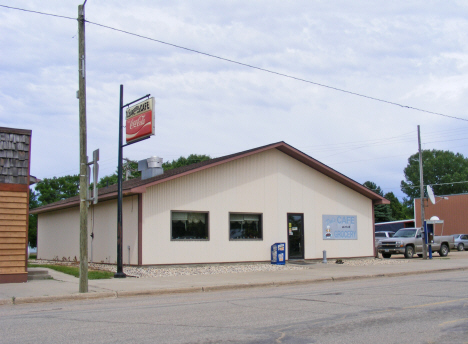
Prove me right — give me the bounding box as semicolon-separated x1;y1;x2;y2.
96;158;141;188
383;191;412;220
401;150;468;204
96;155;212;188
363;181;393;223
30;175;80;248
28;188;39;248
35;175;80;205
162;154;211;171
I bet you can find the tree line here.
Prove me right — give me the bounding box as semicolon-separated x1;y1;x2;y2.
28;149;468;247
364;149;468;223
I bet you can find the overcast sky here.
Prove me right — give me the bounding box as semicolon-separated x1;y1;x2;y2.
2;1;468;201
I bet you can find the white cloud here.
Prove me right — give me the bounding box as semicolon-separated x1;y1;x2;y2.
2;1;468;199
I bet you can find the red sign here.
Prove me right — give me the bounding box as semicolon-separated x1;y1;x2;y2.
126;97;155;143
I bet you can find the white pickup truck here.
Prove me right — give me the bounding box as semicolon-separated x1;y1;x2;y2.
377;227;455;259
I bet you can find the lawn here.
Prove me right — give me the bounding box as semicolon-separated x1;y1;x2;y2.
28;263;114;279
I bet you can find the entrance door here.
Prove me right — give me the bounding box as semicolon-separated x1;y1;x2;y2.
287;213;304;259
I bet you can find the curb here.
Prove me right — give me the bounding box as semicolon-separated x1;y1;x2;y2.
12;292;117;305
3;266;466;306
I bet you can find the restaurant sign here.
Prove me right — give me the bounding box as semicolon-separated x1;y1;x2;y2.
322;215;357;240
126;97;155;143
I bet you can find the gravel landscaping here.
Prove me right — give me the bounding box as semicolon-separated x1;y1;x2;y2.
30;257;409;278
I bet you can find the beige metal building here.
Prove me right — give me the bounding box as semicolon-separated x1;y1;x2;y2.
32;142;388;265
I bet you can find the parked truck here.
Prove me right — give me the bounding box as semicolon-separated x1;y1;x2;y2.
377;227;454;259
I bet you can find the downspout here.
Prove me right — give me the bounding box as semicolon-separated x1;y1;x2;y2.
138;193;143;266
372;201;376;258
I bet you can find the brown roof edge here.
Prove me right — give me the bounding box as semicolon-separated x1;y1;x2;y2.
373;199;391;205
275;142;389;204
30;191;140;214
32;141;388;213
130;142;285;193
0;126;32;135
131;141;387;204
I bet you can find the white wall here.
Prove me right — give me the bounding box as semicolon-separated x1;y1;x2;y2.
37;196;139;264
141;149;373;264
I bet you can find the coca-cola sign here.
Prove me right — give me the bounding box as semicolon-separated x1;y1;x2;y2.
126;97;155;143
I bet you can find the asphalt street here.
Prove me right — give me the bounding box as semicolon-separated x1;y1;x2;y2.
1;270;467;343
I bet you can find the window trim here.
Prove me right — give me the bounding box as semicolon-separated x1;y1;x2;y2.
229;212;263;241
170;210;210;241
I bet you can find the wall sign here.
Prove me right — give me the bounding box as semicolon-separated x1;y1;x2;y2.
322;215;357;240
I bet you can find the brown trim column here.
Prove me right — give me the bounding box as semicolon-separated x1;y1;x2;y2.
138;194;142;266
372;202;376;257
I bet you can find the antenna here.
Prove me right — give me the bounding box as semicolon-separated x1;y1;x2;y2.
427;185;436;204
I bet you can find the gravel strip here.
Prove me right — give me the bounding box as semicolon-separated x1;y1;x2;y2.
30;257;409;278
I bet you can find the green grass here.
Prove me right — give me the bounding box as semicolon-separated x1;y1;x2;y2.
28;263;114;279
29;254;37;260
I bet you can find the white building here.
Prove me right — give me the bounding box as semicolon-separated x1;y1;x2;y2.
32;142;388;265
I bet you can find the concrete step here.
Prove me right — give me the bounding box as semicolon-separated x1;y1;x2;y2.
28;269;51;281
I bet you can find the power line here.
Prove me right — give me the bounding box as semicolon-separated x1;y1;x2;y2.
86;19;468;123
0;4;75;20
2;4;468;123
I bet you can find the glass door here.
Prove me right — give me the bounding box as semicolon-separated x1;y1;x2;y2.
287;213;304;259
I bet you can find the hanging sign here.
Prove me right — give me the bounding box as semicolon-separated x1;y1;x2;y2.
126;97;155;143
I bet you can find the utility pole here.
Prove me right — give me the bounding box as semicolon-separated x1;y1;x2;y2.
78;2;88;292
418;125;427;260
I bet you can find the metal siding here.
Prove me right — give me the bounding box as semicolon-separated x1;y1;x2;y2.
142;149;374;264
37;196;139;264
415;194;468;235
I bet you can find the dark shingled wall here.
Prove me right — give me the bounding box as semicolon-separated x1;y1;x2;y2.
0;128;31;185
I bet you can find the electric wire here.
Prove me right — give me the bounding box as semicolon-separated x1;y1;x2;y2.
1;4;468;123
85;19;468;123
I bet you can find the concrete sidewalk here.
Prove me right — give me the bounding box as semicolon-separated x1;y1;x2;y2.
1;253;467;306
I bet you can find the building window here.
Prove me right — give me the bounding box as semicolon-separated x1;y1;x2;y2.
230;213;262;240
171;212;209;240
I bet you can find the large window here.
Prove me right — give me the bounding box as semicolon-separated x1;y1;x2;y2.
230;213;262;240
171;212;209;240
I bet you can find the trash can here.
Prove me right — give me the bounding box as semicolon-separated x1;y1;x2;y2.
271;243;285;265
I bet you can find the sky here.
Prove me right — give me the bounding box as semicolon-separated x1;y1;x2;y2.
1;0;468;201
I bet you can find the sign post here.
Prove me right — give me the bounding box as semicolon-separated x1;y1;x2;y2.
115;85;153;278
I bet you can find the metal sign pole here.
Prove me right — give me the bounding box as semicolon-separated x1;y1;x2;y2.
115;85;151;278
115;85;126;278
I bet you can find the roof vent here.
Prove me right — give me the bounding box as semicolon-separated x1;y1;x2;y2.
138;156;163;180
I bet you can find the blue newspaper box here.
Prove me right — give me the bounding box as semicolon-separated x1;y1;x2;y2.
271;243;285;265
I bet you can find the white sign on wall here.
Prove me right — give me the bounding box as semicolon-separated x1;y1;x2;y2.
322;215;358;240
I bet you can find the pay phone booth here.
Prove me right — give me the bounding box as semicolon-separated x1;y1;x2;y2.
424;216;444;259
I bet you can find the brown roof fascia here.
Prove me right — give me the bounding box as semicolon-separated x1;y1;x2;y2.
131;141;388;204
275;143;389;204
0;126;32;136
32;141;388;214
130;142;284;193
30;190;140;214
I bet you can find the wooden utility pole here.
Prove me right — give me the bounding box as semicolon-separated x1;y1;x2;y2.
418;125;427;260
78;3;88;292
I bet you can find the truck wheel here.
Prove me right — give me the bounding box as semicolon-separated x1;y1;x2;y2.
439;244;449;257
382;253;391;259
458;243;464;251
404;246;414;259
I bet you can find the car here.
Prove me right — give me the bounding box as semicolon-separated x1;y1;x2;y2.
452;234;468;251
375;231;395;247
